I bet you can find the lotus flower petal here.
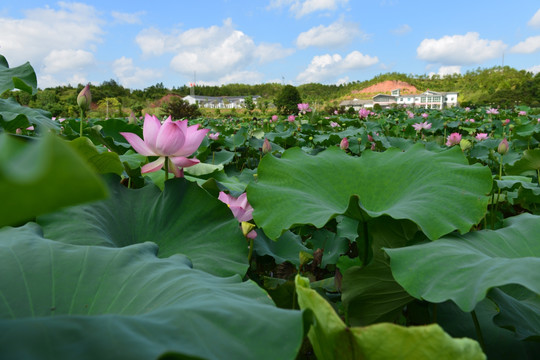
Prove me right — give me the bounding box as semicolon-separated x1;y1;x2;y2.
120;132;156;156
141;157;165;174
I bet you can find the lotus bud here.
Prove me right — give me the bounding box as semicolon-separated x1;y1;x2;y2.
77;84;92;111
497;138;509;155
262;138;272;154
340;137;349;150
459;139;472;151
241;221;255;238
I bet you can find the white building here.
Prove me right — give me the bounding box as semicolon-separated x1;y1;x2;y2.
183;95;260;109
395;89;458;109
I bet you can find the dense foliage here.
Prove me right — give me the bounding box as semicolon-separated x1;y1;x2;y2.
2;54;540;359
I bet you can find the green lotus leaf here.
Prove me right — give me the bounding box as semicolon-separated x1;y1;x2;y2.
342;218;418;326
0;133;108;227
385;213;540;312
488;286;540;341
0;55;37;95
0;97;59;132
69;137;124;175
0;224;303;360
248;144;492;240
254;229;310;266
505;148;540;175
295;275;485;360
38;175;248;277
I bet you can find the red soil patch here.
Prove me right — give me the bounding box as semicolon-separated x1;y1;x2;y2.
150;94;183;108
353;80;419;95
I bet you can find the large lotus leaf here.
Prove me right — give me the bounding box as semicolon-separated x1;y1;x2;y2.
69;137;124;175
436;299;540;360
295;275;485;360
505;148;540;175
248;144;492;240
342;218;418;326
254;229;310;266
38;175;248;277
0;97;59;132
0;133;108;227
385;213;540;312
488;286;540;341
0;56;37;95
0;224;303;360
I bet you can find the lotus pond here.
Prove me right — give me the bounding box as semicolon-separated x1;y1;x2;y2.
2;55;540;359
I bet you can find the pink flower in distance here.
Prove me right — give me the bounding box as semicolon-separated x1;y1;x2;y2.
297;103;311;114
218;192;254;222
271;115;278;122
446;132;462;146
407;110;414;118
208;132;220;140
359;108;370;119
412;121;432;132
287;115;296;122
503;119;510;126
518;111;527;116
421;113;428;118
120;114;209;177
330;121;340;128
475;133;488;140
486;108;499;115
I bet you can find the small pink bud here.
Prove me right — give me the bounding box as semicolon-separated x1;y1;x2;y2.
262;138;272;154
340;137;349;150
497;138;509;155
77;84;92;110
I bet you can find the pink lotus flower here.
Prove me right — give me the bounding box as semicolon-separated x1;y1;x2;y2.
271;115;278;122
298;103;311;114
120;114;208;177
421;113;428;118
367;134;374;142
334;110;339;115
359;108;371;119
503;119;510;126
518;111;527;116
475;133;488;141
468;118;475;123
218;192;254;222
446;132;462;146
340;137;349;150
287;115;296;122
465;107;471;112
208;132;220;140
486;108;499;115
218;192;256;239
330;121;340;128
412;121;432;131
407;110;414;118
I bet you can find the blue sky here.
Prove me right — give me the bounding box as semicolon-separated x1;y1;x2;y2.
1;1;540;89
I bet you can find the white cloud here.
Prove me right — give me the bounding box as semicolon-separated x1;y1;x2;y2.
217;71;265;85
111;10;145;24
511;36;540;54
417;32;506;65
391;24;411;35
136;19;293;83
296;50;378;83
267;0;349;18
0;2;103;86
254;43;296;63
112;57;162;89
527;65;540;74
296;19;364;49
528;9;540;28
43;49;95;73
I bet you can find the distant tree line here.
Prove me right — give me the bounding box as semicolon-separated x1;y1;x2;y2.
2;66;539;118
